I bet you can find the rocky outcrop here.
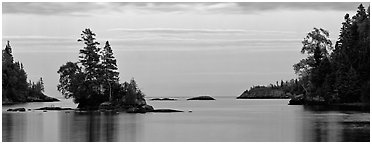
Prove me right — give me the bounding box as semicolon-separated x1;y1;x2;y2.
150;109;183;113
7;108;26;112
288;94;304;105
98;102;115;110
34;107;74;111
126;104;154;113
187;96;215;100
2;94;59;105
150;98;177;101
27;95;60;102
237;88;290;99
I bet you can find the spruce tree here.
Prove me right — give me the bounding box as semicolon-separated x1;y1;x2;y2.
78;28;101;82
100;41;119;101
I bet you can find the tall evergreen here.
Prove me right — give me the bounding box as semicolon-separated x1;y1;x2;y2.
100;41;119;101
2;41;13;64
332;4;370;103
78;28;101;82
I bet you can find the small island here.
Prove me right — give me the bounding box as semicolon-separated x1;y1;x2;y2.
54;29;157;113
187;96;215;100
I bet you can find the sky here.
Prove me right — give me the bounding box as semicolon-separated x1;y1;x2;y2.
2;2;369;98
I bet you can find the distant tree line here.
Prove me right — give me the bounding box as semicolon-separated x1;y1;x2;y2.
2;41;48;103
264;4;369;104
57;28;146;109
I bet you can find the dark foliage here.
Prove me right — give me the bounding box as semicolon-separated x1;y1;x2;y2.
291;4;370;104
2;41;53;103
57;29;146;109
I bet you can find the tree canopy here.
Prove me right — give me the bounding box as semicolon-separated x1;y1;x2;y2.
57;28;146;109
2;41;52;103
292;4;370;104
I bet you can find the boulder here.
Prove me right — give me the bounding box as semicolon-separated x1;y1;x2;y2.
142;104;154;111
126;107;146;113
288;94;305;105
187;96;215;100
98;102;114;110
139;98;147;105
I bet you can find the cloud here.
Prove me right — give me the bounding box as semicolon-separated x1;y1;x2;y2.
107;28;300;35
3;35;301;53
2;2;102;16
237;2;369;12
3;2;368;16
108;28;248;34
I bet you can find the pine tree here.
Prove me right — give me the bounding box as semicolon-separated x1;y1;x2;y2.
38;77;44;92
332;4;370;103
78;28;101;82
2;40;13;64
101;41;119;81
100;41;120;101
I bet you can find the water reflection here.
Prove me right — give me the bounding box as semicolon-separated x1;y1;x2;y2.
2;100;369;142
60;111;119;142
301;105;370;142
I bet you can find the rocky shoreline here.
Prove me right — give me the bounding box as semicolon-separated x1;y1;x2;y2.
6;105;185;114
237;88;290;99
2;95;59;105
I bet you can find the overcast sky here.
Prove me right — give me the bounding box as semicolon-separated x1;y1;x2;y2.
2;2;369;98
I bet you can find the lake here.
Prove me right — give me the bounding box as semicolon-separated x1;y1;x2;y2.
2;97;370;142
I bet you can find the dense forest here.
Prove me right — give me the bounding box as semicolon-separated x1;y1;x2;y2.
57;29;148;110
2;41;58;104
254;4;369;105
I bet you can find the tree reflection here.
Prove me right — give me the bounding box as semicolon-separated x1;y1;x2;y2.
63;111;118;142
302;105;370;142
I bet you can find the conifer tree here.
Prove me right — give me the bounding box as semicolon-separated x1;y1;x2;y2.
78;28;101;82
100;41;119;101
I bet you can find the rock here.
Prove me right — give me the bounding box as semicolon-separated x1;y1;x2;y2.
126;107;146;113
125;104;155;113
288;94;304;105
150;98;177;101
187;96;215;100
34;107;74;111
27;95;60;102
150;109;184;113
142;104;154;111
137;98;147;106
7;108;26;112
98;102;114;110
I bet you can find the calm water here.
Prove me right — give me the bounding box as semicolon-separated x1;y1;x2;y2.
2;97;370;142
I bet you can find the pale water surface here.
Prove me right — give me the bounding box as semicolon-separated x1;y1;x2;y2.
2;97;370;142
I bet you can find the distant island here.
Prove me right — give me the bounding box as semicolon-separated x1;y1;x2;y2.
2;41;59;105
237;86;290;99
150;98;177;101
187;96;215;100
